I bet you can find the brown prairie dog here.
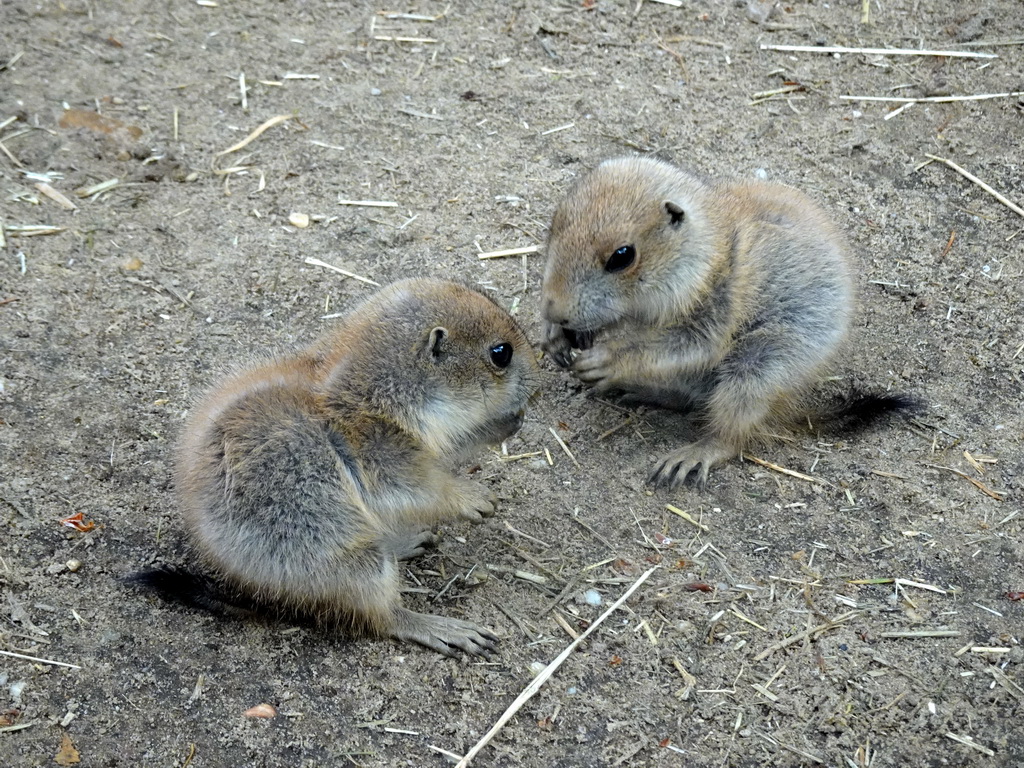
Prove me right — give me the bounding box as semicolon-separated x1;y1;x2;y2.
541;156;906;487
175;278;538;656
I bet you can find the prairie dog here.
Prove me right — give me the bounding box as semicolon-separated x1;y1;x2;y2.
163;279;538;656
541;156;905;487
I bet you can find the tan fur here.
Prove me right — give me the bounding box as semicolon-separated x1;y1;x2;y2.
540;156;853;487
176;279;539;655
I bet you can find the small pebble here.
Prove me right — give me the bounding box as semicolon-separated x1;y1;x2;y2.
288;212;310;229
529;661;547;677
66;559;82;572
584;589;602;606
9;680;26;706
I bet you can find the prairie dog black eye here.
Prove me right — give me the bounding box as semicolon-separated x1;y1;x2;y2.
489;342;513;369
605;245;636;273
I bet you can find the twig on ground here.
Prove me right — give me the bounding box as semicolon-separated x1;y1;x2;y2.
452;567;659;767
0;649;81;669
337;199;398;207
741;453;823;484
665;504;709;533
477;245;539;260
944;732;995;757
304;257;380;286
214;114;296;158
842;91;1023;103
923;463;1005;501
922;154;1024;220
753;610;859;661
879;629;959;638
761;44;996;59
548;427;580;468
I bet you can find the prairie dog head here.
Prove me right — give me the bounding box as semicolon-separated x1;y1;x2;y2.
322;278;539;457
542;156;726;340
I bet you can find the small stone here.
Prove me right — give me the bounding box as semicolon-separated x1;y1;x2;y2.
746;0;774;24
66;560;82;573
288;212;310;228
584;589;602;606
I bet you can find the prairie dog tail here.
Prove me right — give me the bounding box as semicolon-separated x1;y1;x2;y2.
810;390;922;433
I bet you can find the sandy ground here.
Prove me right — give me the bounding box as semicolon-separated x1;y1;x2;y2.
1;1;1023;766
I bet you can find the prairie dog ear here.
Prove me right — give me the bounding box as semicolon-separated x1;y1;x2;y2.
664;200;686;227
422;326;449;362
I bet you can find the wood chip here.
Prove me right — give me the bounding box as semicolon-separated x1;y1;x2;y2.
552;611;580;640
986;666;1024;701
243;703;278;718
751;683;778;702
34;182;78;210
54;733;80;766
4;224;66;237
75;178;120;198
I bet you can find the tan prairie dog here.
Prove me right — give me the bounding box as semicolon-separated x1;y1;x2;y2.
541;156;913;487
140;279;538;656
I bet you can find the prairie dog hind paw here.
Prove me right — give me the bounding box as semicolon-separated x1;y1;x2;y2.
392;609;498;657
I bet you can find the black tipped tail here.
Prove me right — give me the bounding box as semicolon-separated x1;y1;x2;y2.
125;564;256;618
816;391;922;433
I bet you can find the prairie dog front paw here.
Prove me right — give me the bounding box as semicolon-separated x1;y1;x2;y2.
541;321;574;369
454;480;497;523
571;344;625;392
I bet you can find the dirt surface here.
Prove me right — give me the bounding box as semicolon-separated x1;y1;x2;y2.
2;1;1023;766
